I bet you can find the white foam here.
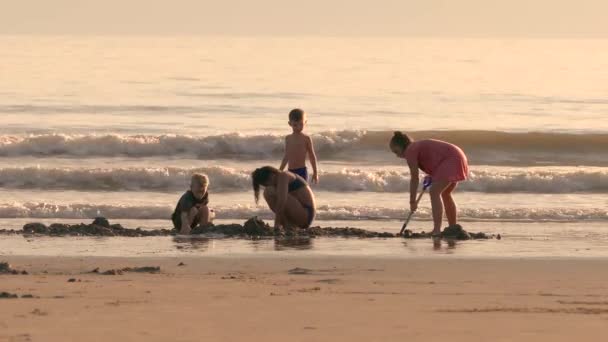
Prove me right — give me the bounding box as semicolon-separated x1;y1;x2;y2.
1;202;606;222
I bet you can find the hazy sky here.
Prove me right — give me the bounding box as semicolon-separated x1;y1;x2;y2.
1;0;607;37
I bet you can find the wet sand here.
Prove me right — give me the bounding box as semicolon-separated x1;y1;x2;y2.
1;256;608;341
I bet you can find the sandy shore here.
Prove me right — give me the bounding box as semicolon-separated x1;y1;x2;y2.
1;256;608;342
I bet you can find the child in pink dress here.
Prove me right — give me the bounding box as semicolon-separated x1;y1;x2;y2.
389;132;469;236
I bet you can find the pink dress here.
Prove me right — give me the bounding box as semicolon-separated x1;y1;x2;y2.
403;139;469;182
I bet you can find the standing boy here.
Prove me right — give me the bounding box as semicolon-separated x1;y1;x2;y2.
279;108;319;183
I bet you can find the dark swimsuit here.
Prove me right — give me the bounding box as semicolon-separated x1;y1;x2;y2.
288;167;308;181
287;174;315;228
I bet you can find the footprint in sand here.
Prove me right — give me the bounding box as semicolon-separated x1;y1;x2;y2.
558;300;608;305
9;333;32;342
288;267;313;275
316;278;341;284
439;307;608;315
30;309;48;316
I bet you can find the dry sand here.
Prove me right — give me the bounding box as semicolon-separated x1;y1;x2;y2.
1;256;608;342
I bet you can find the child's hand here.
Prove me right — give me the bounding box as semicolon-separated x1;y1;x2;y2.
312;172;319;184
410;201;418;213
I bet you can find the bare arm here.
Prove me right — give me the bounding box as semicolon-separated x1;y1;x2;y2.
275;173;289;215
306;136;319;183
407;160;420;210
279;137;288;170
279;155;288;171
180;210;194;235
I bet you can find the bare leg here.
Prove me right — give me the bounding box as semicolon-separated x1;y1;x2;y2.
264;188;285;229
441;183;458;226
263;187;311;229
429;180;451;235
196;205;212;226
282;195;312;228
180;207;200;234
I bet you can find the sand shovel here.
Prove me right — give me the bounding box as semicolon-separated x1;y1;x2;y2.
399;176;432;236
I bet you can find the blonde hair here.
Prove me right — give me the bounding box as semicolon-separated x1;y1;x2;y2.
191;173;209;188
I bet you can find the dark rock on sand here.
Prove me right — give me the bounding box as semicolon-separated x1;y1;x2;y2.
469;232;491;239
23;218;172;237
288;267;313;275
92;217;111;228
23;222;49;234
190;223;244;236
19;217;496;240
0;261;28;275
0;292;18;299
402;225;496;240
124;266;160;273
31;308;48;316
307;226;395;238
0;229;21;235
244;217;274;236
401;229;431;239
102;269;123;275
189;217;276;236
0;262;12;274
441;224;471;240
90;266;161;275
145;217;396;238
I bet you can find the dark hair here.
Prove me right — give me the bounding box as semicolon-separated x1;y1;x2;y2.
251;166;280;203
288;108;305;122
389;131;413;151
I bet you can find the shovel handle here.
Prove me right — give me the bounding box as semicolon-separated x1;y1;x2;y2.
399;187;427;235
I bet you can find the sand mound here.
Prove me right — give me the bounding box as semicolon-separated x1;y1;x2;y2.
403;224;494;240
11;217;497;240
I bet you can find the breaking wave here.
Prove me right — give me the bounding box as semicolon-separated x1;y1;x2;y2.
0;166;606;193
1;130;607;165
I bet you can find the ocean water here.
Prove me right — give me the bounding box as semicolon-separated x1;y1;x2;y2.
0;36;607;256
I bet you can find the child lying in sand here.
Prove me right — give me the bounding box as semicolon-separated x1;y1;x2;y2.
171;173;214;234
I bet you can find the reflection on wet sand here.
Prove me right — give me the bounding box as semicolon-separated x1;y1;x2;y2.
171;236;314;253
402;237;460;254
433;237;458;252
274;237;313;251
173;236;211;251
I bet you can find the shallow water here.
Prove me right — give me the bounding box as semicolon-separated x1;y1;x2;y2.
1;221;607;258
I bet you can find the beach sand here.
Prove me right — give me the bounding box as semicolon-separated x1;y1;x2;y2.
1;256;608;341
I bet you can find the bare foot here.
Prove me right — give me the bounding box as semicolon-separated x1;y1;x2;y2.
284;224;299;236
273;226;285;236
